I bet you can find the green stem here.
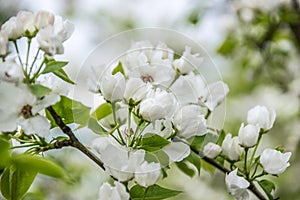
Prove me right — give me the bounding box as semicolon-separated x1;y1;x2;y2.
249;132;263;170
244;148;249;178
13;40;29;79
25;38;32;74
111;102;126;145
167;73;180;89
29;48;41;77
205;109;211;119
127;107;132;146
30;59;45;82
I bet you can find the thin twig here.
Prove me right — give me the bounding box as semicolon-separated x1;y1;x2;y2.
46;106;105;170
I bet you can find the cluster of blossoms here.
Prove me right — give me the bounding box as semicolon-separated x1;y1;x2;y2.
0;10;73;137
89;41;229;199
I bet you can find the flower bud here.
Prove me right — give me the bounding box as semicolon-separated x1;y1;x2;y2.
98;181;129;200
173;105;207;139
247;105;276;131
222;134;243;161
100;72;126;102
203;142;222;159
238;123;259;147
17;11;36;36
34;10;55;30
225;169;250;200
260;148;291;175
139;89;175;122
1;17;23;40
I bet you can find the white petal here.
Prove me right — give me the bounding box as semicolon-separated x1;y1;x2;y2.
162;141;190;162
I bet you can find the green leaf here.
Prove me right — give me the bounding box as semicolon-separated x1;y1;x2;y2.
42;61;68;74
112;62;125;75
0;138;10;168
176;161;195;177
1;166;37;200
12;155;65;178
28;84;51;98
185;151;201;175
87;117;107;134
191;133;218;150
46;96;91;128
53;68;75;84
217;36;237;55
201;160;215;175
216;129;226;146
258;180;275;200
145;151;169;168
130;184;182;200
139;134;170;152
92;103;112;120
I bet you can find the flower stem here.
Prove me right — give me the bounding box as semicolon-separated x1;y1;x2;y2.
249;132;263;170
29;48;41;76
111;102;126;145
25;38;32;74
244;148;249;178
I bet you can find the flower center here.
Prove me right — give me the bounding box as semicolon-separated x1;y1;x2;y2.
141;74;154;83
20;104;33;119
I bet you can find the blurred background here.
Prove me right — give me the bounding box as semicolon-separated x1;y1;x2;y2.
1;0;300;199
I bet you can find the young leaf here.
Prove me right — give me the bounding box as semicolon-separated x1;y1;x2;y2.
130;184;182;200
28;84;51;98
0;138;10;168
53;68;75;84
145;151;169;168
87;117;107;134
185;151;201;175
258;179;275;200
12;155;65;178
92;103;112;120
176;161;195;177
46;96;91;128
138;133;170;152
1;166;37;200
216;129;226;146
112;61;125;75
42;61;68;74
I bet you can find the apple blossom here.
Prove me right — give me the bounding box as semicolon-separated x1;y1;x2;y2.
162;141;190;162
134;161;161;187
98;181;129;200
238;123;260;147
225;169;250;200
203;142;222;159
0;32;8;56
260;148;291;175
139;89;176;122
247;105;276;131
1;16;23;40
173;105;207;139
34;10;55;30
99;72;125;102
123;78;151;104
0;60;23;83
173;46;203;74
222;134;243;161
17;11;36;36
205;81;229;111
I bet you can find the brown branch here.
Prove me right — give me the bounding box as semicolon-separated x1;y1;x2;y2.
190;146;267;200
46;106;105;170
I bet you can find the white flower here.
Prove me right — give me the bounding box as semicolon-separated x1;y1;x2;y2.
260;148;291;175
135;161;161;187
37;16;74;55
100;72;125;102
162;141;190;162
173;46;203;74
173;105;207;139
1;16;23;40
98;181;129;200
0;32;8;56
92;136;145;181
139;89;176;122
238;123;260;147
225;169;250;200
37;73;69;95
0;82;59;136
17;11;36;36
205;81;229;111
34;10;55;30
222;134;243;161
247;105;276;131
0;60;23;83
124;78;150;104
203;142;222;159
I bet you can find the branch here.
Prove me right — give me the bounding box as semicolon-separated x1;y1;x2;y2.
190;146;267;200
46;106;105;170
289;0;300;50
